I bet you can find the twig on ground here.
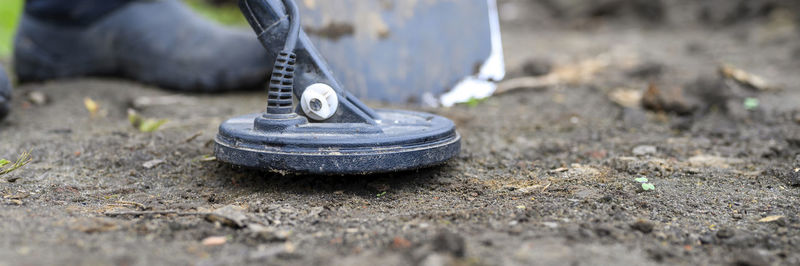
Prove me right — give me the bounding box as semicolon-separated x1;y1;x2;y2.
719;64;780;92
495;76;559;95
541;182;552;193
495;56;610;95
104;211;211;217
547;167;568;174
184;131;203;143
111;201;147;210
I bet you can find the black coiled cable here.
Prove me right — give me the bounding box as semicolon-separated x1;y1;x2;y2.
266;0;300;114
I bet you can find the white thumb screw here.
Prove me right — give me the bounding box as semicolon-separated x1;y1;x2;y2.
301;83;339;121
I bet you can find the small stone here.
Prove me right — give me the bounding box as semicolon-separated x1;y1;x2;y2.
632;145;657;156
392;236;412;249
630;0;665;22
609;88;643;108
716;227;735;239
202;236;227;246
142;159;165;169
793;112;800;124
206;205;248;228
542;222;559;229
788;168;800;186
307;206;324;217
419;253;455;266
730;249;770;266
621;107;647;129
521;58;553;77
627;62;664;79
249;224;289;242
431;231;466;257
27;91;48;105
699;234;715;245
630;219;655;234
594;225;614;237
641;80;709;116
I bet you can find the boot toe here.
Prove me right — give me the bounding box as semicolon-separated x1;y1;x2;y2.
0;65;10;120
0;98;9;121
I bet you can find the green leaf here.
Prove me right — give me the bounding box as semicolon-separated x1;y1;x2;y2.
184;0;248;26
743;97;759;110
0;0;24;58
634;177;649;183
0;159;10;167
641;183;655;191
128;109;167;133
128;109;142;126
465;97;487;107
139;119;168;133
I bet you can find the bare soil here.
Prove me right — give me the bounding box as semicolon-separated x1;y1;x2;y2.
1;1;800;265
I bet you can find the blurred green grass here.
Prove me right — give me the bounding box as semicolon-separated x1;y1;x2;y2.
184;0;247;26
0;0;23;58
0;0;245;59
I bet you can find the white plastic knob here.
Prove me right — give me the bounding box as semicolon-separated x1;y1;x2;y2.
300;83;339;121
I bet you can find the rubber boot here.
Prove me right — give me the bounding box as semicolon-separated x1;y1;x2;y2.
14;0;271;92
0;64;10;121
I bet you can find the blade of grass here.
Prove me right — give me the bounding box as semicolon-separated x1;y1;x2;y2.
0;150;32;177
184;0;247;26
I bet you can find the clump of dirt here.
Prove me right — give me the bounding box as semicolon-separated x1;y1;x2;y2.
304;22;356;41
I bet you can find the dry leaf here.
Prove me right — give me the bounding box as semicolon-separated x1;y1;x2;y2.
496;56;610;95
687;155;743;168
202;236;227;246
758;215;784;223
84;98;99;117
609;88;643;108
720;64;779;91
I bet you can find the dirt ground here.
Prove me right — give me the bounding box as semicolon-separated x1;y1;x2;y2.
2;1;800;265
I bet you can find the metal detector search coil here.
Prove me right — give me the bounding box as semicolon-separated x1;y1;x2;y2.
214;0;461;174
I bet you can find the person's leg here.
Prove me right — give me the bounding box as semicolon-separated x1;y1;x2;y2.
0;64;10;121
14;0;271;92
